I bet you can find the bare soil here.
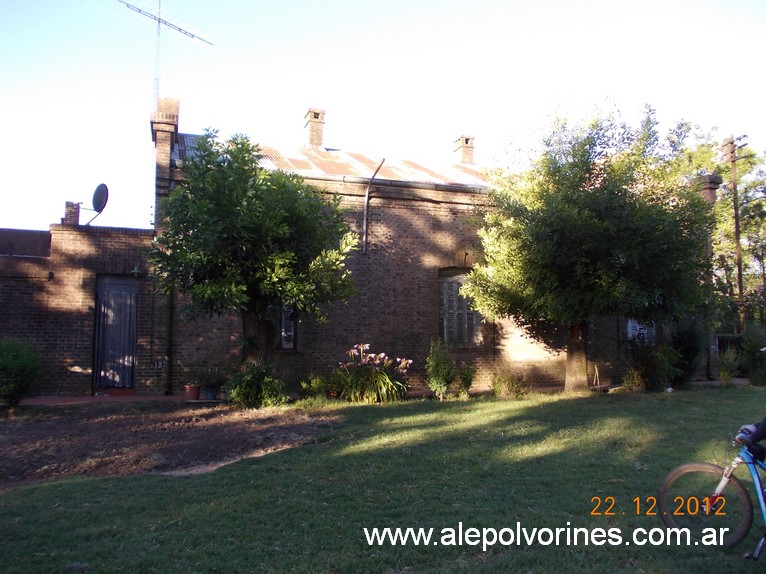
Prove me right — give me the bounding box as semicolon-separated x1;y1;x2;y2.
0;401;340;492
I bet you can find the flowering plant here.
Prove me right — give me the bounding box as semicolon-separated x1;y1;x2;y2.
331;343;412;403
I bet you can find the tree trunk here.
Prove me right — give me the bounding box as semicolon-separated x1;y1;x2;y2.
241;300;276;367
564;322;589;392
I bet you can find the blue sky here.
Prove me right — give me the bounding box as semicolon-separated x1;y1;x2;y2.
2;0;765;230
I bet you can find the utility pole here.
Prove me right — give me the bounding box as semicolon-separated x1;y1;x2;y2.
724;134;749;333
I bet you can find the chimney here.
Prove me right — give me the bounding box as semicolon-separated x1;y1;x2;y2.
62;202;81;226
695;173;723;205
305;108;325;147
151;98;180;230
454;135;474;164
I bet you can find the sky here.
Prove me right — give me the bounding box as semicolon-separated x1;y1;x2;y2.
1;0;765;230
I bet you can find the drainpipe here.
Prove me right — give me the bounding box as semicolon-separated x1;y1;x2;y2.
164;289;174;394
362;158;385;254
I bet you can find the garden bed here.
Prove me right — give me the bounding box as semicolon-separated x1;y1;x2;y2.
0;401;340;491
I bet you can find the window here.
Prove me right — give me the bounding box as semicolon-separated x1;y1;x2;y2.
279;304;297;350
439;269;484;349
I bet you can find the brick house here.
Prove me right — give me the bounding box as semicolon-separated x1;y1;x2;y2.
150;98;578;394
1;98;720;397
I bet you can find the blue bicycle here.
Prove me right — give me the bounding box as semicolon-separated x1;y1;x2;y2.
658;437;766;559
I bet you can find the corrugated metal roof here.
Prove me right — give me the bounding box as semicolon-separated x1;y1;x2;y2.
173;135;490;189
259;145;489;188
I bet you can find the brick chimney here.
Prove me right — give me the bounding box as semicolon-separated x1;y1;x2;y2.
151;98;180;229
693;172;723;381
695;173;723;205
454;135;474;164
305;108;325;147
61;202;81;226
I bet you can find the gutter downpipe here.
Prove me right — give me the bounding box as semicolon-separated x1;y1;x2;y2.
164;289;174;395
362;158;385;254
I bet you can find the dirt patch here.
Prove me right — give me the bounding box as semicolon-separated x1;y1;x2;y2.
0;401;341;492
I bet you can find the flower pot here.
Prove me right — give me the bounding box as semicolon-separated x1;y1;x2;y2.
202;386;218;400
184;384;201;400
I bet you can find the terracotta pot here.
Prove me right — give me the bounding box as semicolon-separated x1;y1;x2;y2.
184;384;200;400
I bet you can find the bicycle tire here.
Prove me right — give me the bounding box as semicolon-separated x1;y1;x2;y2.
658;462;753;548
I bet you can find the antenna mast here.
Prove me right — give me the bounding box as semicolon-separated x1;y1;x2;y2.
118;0;212;103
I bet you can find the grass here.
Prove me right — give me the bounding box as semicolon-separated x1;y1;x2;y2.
2;386;766;573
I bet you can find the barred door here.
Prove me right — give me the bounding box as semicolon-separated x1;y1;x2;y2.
93;276;138;390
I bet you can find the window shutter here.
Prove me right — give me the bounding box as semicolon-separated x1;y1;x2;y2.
440;279;457;346
439;272;483;349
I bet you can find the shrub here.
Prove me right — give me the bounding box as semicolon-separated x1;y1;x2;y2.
625;336;682;391
425;338;456;401
458;363;476;399
0;338;40;408
620;367;645;392
299;374;328;398
228;364;289;408
670;319;705;386
491;373;527;400
741;326;766;386
717;347;740;386
331;343;411;403
261;376;290;407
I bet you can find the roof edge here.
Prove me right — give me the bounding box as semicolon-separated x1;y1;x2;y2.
301;173;489;194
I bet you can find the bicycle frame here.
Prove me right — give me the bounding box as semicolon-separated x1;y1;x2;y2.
724;446;766;559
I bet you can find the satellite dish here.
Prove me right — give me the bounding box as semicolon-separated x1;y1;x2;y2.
93;184;109;213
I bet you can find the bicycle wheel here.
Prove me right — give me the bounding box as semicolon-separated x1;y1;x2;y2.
658;462;753;548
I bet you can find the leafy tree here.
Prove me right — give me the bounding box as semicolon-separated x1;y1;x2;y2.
713;159;766;330
462;110;715;391
148;131;358;366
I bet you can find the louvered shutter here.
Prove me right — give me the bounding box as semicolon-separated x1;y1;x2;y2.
439;272;483;349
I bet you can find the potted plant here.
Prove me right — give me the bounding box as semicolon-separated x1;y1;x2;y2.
197;367;226;400
183;383;201;400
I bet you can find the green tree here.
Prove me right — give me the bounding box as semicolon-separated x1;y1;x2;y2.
148;131;358;366
713;159;766;330
462;110;715;391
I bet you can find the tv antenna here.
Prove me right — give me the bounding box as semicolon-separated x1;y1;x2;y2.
117;1;212;103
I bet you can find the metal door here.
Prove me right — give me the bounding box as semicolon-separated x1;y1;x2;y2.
93;276;138;390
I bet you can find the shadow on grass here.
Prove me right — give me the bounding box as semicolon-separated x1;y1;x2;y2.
2;386;764;574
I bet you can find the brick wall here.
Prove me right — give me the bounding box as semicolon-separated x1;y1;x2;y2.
263;177;576;393
1;224;157;395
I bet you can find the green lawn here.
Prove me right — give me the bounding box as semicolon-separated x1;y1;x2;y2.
2;386;765;573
